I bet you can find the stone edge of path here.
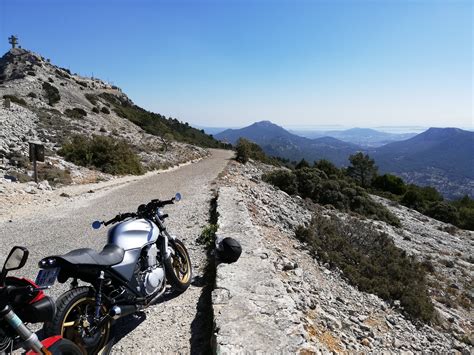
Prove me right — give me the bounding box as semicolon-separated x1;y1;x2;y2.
211;186;308;353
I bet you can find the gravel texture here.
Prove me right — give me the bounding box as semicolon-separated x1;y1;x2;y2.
0;149;233;354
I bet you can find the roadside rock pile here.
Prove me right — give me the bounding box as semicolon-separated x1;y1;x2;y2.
213;159;472;353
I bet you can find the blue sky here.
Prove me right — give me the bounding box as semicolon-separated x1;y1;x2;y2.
0;0;472;129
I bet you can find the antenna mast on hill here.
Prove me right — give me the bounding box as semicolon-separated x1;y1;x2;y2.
8;35;18;49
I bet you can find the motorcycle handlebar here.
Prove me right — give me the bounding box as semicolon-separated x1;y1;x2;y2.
102;196;176;227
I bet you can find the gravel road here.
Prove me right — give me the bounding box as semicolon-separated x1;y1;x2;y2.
0;149;233;354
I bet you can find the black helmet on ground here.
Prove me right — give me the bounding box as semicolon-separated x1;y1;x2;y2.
216;237;242;263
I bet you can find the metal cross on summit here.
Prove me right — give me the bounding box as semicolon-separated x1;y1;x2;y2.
8;35;18;49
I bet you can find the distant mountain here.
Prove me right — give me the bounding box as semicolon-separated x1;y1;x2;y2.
216;121;474;199
372;128;474;198
290;127;417;147
216;121;360;166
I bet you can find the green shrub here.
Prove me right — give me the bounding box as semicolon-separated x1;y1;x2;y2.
262;169;298;195
85;93;98;105
264;167;400;226
296;215;434;322
75;80;88;88
401;189;425;210
59;135;144;175
101;106;110;114
235;138;280;165
37;165;72;186
294;167;325;199
426;202;459;225
3;95;27;106
27;92;37;99
314;159;342;178
197;224;218;248
64;107;87;119
295;158;310;170
42;82;60;105
92;107;100;114
235;138;250;163
372;174;407;195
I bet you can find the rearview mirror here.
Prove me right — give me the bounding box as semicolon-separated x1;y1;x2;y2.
175;192;182;202
1;246;29;285
92;221;102;230
3;246;29;271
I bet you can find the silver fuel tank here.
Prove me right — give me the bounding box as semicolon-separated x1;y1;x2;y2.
107;219;159;250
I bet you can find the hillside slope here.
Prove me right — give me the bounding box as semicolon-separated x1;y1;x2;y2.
213;159;473;353
0;48;222;184
372;127;474;198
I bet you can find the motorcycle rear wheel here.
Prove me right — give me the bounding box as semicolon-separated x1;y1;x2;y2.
165;238;192;291
43;287;111;355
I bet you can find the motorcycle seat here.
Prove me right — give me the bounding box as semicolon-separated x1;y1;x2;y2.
56;244;125;267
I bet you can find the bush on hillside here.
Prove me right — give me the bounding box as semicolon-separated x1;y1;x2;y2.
295;158;310;170
37;165;72;186
235;138;251;164
263;167;400;226
42;82;60;105
235;138;281;165
372;174;407;195
425;201;459;225
262;169;298;195
64;107;87;119
294;167;325;199
85;93;98;105
3;94;27;106
59;135;144;175
314;159;342;178
296;215;434;322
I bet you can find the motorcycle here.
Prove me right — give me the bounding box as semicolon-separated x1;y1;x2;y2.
37;193;192;354
0;246;81;354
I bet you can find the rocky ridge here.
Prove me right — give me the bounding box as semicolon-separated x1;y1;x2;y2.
0;48;208;186
213;159;473;353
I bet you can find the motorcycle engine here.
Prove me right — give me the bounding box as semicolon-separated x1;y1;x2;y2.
137;244;165;296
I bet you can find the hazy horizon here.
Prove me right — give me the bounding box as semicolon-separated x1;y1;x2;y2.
197;122;473;135
1;0;472;129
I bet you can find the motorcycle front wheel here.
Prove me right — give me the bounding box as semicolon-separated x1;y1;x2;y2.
164;238;192;292
43;287;111;355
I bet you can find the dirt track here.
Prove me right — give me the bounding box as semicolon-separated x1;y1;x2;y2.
0;149;233;353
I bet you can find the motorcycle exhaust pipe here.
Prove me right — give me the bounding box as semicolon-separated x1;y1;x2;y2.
109;305;139;320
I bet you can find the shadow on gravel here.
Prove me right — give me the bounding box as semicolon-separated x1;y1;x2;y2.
112;311;147;346
111;288;183;349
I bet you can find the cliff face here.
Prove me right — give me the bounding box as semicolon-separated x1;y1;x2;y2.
213;159;473;353
0;48;207;184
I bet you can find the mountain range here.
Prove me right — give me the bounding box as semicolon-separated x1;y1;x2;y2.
215;121;474;199
290;127;418;147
